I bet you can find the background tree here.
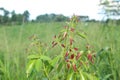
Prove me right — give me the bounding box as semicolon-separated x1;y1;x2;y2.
54;14;68;22
36;14;50;22
100;0;120;19
23;10;30;23
16;14;24;25
11;10;17;22
0;7;10;24
0;8;4;23
36;14;69;22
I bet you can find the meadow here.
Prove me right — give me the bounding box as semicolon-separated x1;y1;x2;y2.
0;21;120;80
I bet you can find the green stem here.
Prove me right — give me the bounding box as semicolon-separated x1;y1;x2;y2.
43;62;50;80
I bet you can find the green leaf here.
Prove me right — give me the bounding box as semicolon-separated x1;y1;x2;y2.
80;72;85;80
50;55;61;67
26;60;35;78
96;48;104;57
79;70;86;80
57;61;63;72
76;31;87;39
35;59;42;72
40;55;51;61
103;74;112;80
81;71;99;80
27;54;40;59
0;60;4;68
67;72;73;80
0;68;4;74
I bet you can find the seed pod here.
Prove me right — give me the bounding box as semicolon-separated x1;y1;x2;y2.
72;64;77;72
74;47;78;51
53;35;56;39
52;41;55;44
87;53;94;63
52;42;57;48
63;32;67;38
66;59;70;62
76;52;81;60
70;37;74;45
61;44;65;48
65;51;69;57
80;62;83;66
67;63;70;69
69;49;72;52
70;54;74;59
64;26;68;29
70;28;75;32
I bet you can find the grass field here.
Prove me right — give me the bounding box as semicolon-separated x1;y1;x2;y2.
0;22;120;80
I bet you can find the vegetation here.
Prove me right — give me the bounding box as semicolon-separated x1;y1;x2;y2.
100;0;120;18
0;15;120;80
0;0;120;79
0;7;69;25
0;7;30;25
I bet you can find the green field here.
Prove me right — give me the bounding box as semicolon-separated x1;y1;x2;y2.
0;22;120;80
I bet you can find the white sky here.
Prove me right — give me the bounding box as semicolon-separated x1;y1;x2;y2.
0;0;103;20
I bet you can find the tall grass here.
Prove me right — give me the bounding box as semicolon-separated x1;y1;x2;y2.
0;22;120;79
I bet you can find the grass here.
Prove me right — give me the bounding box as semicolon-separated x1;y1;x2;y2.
0;22;120;80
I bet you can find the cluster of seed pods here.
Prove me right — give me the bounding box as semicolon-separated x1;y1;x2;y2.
51;15;95;72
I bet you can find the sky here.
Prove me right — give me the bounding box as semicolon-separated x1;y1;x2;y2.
0;0;103;20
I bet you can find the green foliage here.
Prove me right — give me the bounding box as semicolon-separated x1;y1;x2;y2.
100;0;120;17
26;15;120;80
0;17;120;80
0;7;30;25
36;14;69;22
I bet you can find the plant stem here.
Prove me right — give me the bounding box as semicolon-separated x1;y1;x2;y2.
43;62;50;80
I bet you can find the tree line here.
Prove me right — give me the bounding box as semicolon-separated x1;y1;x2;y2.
0;7;69;25
0;7;30;25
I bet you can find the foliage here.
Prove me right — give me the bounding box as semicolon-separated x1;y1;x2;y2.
0;18;120;80
0;7;69;25
0;7;30;25
100;0;120;18
26;15;118;80
36;14;69;22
